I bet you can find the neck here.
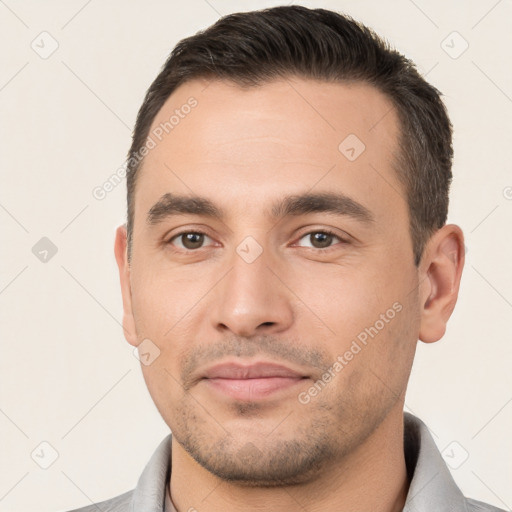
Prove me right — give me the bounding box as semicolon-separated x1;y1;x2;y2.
170;406;408;512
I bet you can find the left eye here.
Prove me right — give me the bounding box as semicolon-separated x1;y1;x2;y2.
296;231;345;249
169;232;215;250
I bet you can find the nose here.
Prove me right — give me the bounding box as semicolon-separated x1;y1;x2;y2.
210;242;294;338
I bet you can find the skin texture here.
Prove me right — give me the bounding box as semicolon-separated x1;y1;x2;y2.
114;77;465;512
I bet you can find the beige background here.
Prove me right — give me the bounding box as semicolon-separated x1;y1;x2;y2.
1;0;511;511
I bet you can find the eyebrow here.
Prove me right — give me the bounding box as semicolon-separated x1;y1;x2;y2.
146;191;375;226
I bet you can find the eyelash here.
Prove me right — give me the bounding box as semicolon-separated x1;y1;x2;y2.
165;229;348;252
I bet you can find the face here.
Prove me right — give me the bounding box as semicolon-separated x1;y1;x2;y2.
118;77;424;485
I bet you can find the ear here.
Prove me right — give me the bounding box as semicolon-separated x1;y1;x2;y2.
114;225;138;346
418;224;465;344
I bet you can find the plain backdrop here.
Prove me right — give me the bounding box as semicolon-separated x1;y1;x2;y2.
0;1;511;511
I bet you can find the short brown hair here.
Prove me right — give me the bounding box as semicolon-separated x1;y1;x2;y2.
126;5;453;266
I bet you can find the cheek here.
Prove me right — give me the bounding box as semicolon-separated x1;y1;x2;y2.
288;259;416;383
129;264;216;388
139;360;185;431
287;262;393;342
313;292;418;419
130;261;210;337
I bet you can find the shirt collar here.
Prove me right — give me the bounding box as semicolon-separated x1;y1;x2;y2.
130;412;467;511
402;412;467;511
130;433;172;512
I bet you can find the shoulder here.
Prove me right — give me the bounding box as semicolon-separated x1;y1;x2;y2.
466;497;508;512
63;489;133;512
61;433;173;512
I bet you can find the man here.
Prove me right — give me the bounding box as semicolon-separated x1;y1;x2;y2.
68;5;504;512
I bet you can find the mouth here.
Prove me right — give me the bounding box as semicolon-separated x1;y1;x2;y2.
200;361;309;401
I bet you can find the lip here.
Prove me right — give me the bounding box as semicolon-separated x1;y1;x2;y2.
200;361;308;401
202;362;305;380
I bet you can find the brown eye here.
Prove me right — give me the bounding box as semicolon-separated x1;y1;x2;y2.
169;232;212;250
296;230;345;249
310;232;334;248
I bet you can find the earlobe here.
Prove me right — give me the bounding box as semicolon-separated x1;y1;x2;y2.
114;225;138;346
418;224;465;344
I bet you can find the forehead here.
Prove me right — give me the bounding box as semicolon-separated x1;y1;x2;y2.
136;77;405;225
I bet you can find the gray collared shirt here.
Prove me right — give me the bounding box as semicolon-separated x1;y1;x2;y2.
66;413;505;512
